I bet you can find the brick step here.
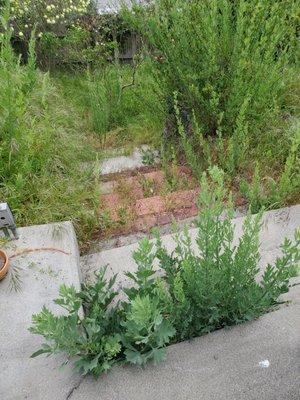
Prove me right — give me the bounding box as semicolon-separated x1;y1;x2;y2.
100;188;200;236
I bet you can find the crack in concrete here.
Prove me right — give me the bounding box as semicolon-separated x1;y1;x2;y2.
66;376;85;400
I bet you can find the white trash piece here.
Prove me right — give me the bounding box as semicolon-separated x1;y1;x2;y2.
259;359;270;368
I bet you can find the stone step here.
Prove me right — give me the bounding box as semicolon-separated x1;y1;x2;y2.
100;146;160;175
0;221;82;400
87;207;248;254
98;164;199;238
100;188;200;237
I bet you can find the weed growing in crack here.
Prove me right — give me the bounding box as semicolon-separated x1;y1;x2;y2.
30;167;299;377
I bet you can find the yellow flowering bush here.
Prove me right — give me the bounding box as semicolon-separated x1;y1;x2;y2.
5;0;91;38
1;1;132;69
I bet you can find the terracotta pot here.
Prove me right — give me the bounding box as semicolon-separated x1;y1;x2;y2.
0;250;9;281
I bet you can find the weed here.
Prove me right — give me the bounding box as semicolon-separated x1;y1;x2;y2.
240;125;300;212
240;163;266;214
139;174;156;198
30;167;299;376
174;93;202;179
83;61;164;146
117;207;130;226
99;210;114;233
87;70;109;145
141;148;156;166
7;264;24;292
131;0;296;138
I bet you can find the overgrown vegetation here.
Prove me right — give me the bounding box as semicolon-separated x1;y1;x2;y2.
53;59;164;147
30;167;300;376
85;59;164;146
128;0;298;138
126;0;300;203
0;7;99;245
0;0;299;246
0;0;298;382
240;124;300;213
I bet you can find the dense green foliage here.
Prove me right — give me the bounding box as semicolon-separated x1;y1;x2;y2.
36;12;129;70
129;0;297;137
53;60;164;147
30;167;300;376
126;0;300;197
38;27;108;70
0;11;99;245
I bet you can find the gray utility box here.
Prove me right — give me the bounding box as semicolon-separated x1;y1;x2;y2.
0;202;18;239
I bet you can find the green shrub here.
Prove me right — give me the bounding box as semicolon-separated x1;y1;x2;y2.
125;0;298;178
0;1;127;70
277;124;300;202
121;294;175;366
86;66;120;141
174;92;202;179
87;70;110;142
30;269;123;376
30;166;299;377
128;0;296;136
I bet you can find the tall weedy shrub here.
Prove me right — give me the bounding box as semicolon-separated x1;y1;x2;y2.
86;66;123;144
144;166;300;340
23;28;37;93
86;61;165;144
126;0;297;170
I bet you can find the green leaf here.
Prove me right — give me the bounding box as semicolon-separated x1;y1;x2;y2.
125;272;139;283
30;344;52;358
151;347;167;364
129;295;152;327
154;313;163;327
156;319;176;346
125;349;144;365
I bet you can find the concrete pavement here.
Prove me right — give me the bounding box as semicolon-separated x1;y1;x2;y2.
71;303;300;400
0;222;82;400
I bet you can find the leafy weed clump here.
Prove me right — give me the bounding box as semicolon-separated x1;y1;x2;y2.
30;167;299;376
